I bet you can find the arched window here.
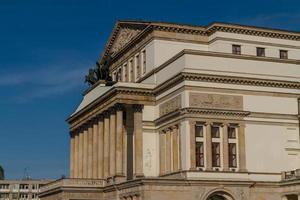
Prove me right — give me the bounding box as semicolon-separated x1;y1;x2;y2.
208;195;226;200
207;191;234;200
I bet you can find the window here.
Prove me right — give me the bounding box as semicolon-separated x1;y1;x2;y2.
229;143;237;167
232;45;241;55
280;50;288;59
142;50;146;75
0;184;9;189
0;193;9;199
211;126;220;138
19;193;28;199
195;125;204;137
135;54;141;79
12;193;18;199
129;59;134;82
117;68;122;81
123;64;127;82
196;142;204;167
212;142;220;167
113;72;117;81
256;47;265;57
228;127;236;139
19;184;29;190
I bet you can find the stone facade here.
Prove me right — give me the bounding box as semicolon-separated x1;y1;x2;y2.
40;20;300;200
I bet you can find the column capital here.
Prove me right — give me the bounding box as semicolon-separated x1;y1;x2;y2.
115;103;124;111
171;124;178;130
133;104;144;112
109;107;116;114
91;117;98;124
103;110;110;118
97;114;104;120
189;120;196;126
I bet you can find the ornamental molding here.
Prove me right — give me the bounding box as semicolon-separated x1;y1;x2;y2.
181;72;300;89
154;72;300;96
156;107;250;126
180;107;250;118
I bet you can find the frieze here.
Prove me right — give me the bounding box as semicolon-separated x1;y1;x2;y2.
189;93;243;110
159;95;181;117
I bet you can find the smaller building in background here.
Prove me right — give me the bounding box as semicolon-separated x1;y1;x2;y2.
0;179;51;200
0;166;4;180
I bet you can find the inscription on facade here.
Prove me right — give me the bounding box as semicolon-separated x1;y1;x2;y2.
159;95;181;117
189;93;243;110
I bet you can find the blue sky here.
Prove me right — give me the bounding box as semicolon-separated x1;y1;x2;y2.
0;0;299;180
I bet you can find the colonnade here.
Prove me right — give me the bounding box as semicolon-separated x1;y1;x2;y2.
159;125;181;175
69;104;144;179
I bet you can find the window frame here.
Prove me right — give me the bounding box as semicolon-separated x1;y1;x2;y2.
280;50;288;59
229;143;237;168
232;44;241;55
212;142;221;167
256;47;265;57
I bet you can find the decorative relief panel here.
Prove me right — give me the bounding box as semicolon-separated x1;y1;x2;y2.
110;28;141;55
159;95;182;117
189;93;243;110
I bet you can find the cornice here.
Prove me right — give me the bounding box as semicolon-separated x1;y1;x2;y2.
155;107;250;126
206;23;300;41
99;21;300;66
154;71;300;96
67;86;154;125
181;107;250;117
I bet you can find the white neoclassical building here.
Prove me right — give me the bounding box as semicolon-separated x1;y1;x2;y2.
40;20;300;200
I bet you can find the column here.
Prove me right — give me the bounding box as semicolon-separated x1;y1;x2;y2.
83;126;88;178
165;128;171;173
126;106;134;180
78;128;84;178
133;104;144;177
238;124;247;171
109;108;116;176
97;115;104;178
116;104;124;176
70;131;77;178
205;123;212;170
103;111;110;178
87;122;93;178
223;124;229;171
73;130;80;178
122;124;127;177
172;125;179;172
189;121;196;170
92;118;98;178
159;131;166;175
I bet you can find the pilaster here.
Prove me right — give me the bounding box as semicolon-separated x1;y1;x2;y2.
189;121;196;170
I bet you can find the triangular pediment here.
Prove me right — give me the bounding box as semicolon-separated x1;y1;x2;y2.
101;21;149;59
110;27;142;55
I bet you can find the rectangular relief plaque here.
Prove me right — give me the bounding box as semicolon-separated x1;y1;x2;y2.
189;92;243;110
159;95;181;117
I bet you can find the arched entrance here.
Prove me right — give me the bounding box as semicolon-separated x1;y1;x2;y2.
207;191;234;200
